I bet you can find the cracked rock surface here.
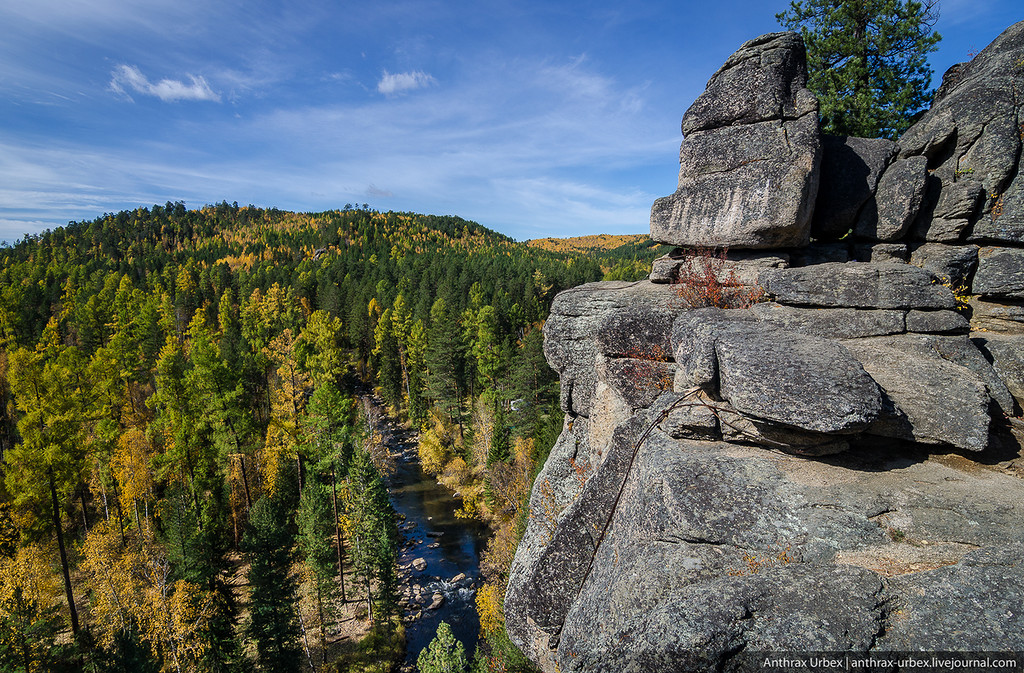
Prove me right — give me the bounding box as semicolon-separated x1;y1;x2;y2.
507;22;1024;672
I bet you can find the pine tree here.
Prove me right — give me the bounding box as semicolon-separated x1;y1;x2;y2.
417;621;467;673
777;0;940;139
342;448;397;625
242;496;301;673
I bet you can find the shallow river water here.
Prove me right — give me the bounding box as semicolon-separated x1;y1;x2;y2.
384;421;488;670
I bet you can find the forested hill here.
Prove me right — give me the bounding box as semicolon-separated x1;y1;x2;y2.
0;201;666;672
0;201;662;349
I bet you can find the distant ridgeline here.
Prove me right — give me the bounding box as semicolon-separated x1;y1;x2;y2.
0;203;664;348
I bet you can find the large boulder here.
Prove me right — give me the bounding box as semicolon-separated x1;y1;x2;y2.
759;262;955;310
899;21;1024;235
671;308;883;436
651;32;820;249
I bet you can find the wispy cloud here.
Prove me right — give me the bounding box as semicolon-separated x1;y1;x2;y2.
109;64;220;102
376;70;436;95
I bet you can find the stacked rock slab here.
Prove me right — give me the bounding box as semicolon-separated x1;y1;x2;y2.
506;24;1024;673
650;32;821;249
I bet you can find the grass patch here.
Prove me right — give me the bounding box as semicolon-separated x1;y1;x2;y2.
331;617;405;673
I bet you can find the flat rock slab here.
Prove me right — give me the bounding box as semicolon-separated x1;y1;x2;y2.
842;339;992;452
760;262;956;309
971;332;1024;411
672;308;882;434
751;302;905;339
512;434;1024;672
972;246;1024;299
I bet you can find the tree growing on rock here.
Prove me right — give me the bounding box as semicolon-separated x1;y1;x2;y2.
777;0;941;139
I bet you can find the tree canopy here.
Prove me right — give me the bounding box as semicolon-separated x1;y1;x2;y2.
777;0;941;139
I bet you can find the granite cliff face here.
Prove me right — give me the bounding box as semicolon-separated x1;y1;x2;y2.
506;23;1024;672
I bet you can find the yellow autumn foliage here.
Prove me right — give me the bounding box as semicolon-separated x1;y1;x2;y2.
81;521;214;673
475;583;504;637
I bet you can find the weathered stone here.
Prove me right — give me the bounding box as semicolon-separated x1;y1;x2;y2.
600;357;676;411
681;32;814;133
649;253;681;283
971;170;1024;243
653;391;719;439
518;434;1024;672
969;297;1024;332
842;339;991;452
505;417;645;665
854;155;929;241
812;135;898;240
412;558;427;572
973;246;1024;299
652;32;821;249
651;113;820;249
717;404;852;456
877;544;1024;651
751;302;905;339
905;309;970;334
760;262;956;309
650;250;789;285
853;243;908;263
544;281;682;416
595;306;675;359
932;178;986;219
971;332;1024;411
909;242;979;287
672;308;882;434
900;21;1024;211
916;216;971;243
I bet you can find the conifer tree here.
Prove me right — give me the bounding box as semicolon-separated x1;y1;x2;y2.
777;0;940;138
417;621;467;673
242;496;301;673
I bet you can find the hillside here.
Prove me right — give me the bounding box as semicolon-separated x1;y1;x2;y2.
525;233;649;253
0;202;667;673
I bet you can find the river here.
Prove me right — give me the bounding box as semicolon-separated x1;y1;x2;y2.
380;414;488;670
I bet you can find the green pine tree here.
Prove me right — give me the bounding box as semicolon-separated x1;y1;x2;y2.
243;496;301;673
417;621;468;673
777;0;941;139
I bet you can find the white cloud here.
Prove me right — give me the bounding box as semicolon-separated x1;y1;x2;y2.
376;69;436;95
109;64;220;102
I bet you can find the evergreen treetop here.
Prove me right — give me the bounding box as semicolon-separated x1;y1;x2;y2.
777;0;941;139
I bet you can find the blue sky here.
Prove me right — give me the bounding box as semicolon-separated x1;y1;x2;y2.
1;0;1019;242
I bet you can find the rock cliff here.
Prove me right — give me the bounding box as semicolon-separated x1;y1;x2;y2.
506;23;1024;671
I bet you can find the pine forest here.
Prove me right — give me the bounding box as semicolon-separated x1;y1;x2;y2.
0;201;666;673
